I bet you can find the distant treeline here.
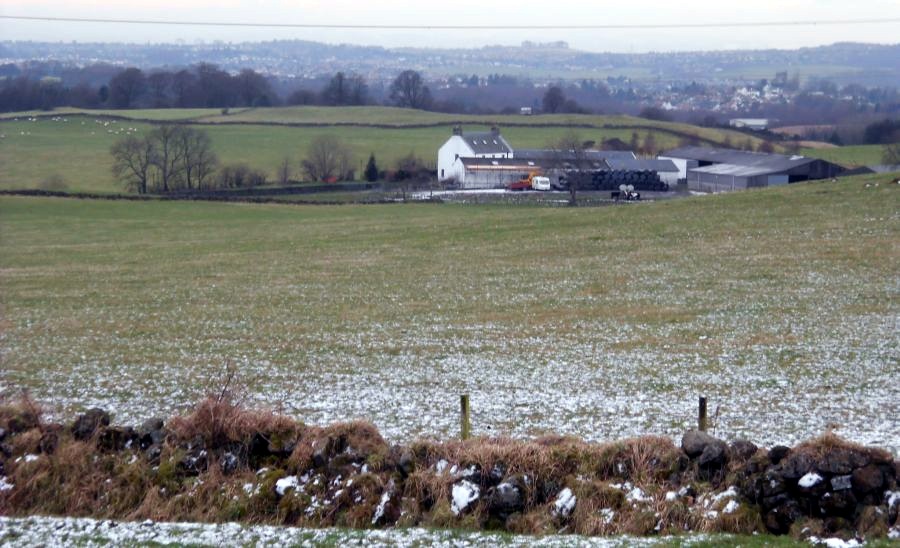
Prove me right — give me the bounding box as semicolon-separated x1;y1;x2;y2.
2;61;900;145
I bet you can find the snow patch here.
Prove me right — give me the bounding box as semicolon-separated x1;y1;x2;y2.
600;508;615;524
451;480;480;516
274;476;299;496
808;537;861;548
799;472;824;489
626;486;651;503
0;477;13;491
712;486;738;503
372;481;394;525
723;500;740;514
886;491;900;510
552;488;576;518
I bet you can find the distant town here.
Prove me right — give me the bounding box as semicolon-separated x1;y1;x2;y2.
2;40;899;141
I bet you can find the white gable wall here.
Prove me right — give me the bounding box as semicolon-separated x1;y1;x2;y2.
438;136;475;181
658;156;698;180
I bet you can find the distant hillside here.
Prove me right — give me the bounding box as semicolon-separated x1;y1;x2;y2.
2;40;898;86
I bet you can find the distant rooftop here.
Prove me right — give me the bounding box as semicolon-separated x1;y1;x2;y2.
515;149;636;162
660;146;816;172
606;158;679;172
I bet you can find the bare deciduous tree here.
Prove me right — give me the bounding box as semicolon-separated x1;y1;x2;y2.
883;142;900;165
178;128;218;190
277;157;292;185
542;86;566;114
150;125;187;192
111;136;156;194
111;125;217;193
389;70;432;110
549;131;590;206
301;135;354;182
108;67;146;109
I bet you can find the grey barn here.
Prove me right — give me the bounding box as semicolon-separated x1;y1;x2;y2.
659;147;846;192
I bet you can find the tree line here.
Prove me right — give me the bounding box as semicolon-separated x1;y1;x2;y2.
110;125;268;194
110;128;433;194
0;64;434;112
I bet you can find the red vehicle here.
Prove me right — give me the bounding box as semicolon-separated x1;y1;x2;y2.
507;172;541;191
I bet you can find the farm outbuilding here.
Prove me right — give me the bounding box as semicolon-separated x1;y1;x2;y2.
452;158;540;189
439;127;678;189
659;146;845;192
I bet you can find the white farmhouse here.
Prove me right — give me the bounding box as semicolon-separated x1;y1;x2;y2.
437;126;513;183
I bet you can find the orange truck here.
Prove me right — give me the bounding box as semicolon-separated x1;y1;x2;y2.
508;172;550;191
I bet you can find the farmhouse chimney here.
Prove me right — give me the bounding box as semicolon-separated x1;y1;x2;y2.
491;125;500;137
452;125;463;136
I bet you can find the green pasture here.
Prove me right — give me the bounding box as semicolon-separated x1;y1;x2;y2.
0;115;714;193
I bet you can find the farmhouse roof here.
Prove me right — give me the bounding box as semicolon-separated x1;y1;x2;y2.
460;131;513;155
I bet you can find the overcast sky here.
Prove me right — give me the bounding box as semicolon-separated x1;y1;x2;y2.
1;0;899;52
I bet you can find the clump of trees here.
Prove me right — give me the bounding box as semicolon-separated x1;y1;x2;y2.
541;85;586;114
863;119;900;145
110;125;219;193
883;142;900;165
214;163;267;189
389;70;432;110
301;135;355;182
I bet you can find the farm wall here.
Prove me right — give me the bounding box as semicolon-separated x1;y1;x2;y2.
1;398;898;542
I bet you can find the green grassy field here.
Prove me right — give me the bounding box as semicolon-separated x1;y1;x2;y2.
0;108;760;192
802;145;888;167
0;107;246;121
1;175;897;449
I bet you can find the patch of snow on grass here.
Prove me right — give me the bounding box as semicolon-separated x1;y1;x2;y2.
808;537;861;547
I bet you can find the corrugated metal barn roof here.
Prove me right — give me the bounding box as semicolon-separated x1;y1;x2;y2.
661;146;816;172
515;149;636;162
607;158;679;172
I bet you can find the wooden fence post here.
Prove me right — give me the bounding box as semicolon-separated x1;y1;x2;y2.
460;394;471;440
698;396;708;432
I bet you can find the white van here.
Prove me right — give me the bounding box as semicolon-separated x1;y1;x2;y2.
531;176;551;191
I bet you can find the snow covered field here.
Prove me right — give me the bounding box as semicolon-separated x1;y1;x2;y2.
0;516;673;547
1;178;898;454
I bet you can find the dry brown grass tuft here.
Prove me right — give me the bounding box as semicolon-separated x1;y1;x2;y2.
6;439;108;516
618;436;682;484
570;480;626;536
715;502;764;535
791;432;894;464
0;391;43;433
324;420;388;460
168;396;298;449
